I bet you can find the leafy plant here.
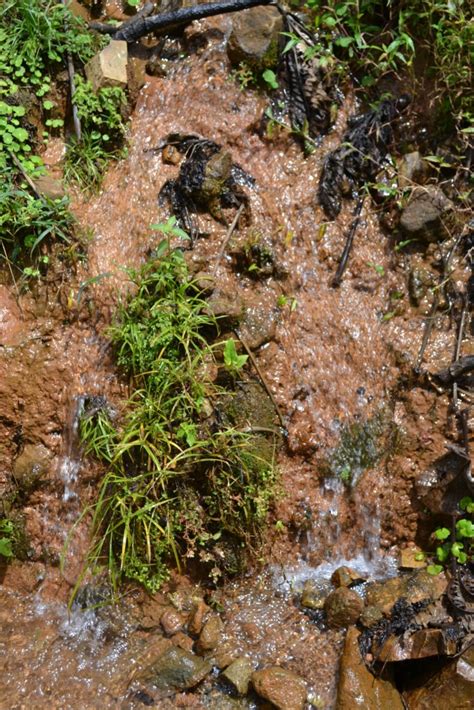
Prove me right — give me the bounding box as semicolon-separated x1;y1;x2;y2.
0;519;14;559
427;496;474;574
223;338;248;376
262;69;279;90
77;250;277;593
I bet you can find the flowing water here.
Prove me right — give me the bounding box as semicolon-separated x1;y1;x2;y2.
0;13;469;710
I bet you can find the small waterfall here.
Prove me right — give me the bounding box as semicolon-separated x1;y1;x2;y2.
59;396;86;503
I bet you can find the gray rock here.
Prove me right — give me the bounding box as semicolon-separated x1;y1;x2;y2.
141;646;212;691
85;40;128;92
400;186;453;241
240;305;277;350
397;152;429;188
33;174;66;201
252;667;307;710
324;587;363;629
227;6;283;73
196;615;224;654
222;656;254;695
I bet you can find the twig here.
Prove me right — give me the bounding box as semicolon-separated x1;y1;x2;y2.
452;293;467;411
61;0;81;142
9;151;41;197
233;329;286;430
331;197;365;287
212;203;244;276
1;241;22;306
90;0;273;42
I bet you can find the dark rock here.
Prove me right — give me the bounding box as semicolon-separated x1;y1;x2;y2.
403;645;474;709
251;667;307;710
397;152;429;189
360;605;384;628
227;7;283;73
331;566;366;588
336;627;404;709
324;587;363;628
140;646;212;691
400;186;453;241
196;614;224;654
365;570;447;616
222;656;254;695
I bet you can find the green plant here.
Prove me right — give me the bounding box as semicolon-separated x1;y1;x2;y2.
223;338;248;376
427;496;474;574
0;519;15;558
76;249;277;593
64;76;128;191
262;69;279;90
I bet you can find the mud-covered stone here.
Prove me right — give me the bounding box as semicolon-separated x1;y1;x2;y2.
301;579;329;610
252;667;307;710
378;628;457;662
336;627;404;709
196;614;224;654
331;566;365;588
365;570;447;616
400;186;453;241
227;7;283;73
397;152;429;189
13;444;52;491
222;656;254;695
239;305;278;350
160;607;185;636
403;645;474;709
140;646;212;690
85;40;128;92
33;174;66;201
360;605;384;628
324;587;363;628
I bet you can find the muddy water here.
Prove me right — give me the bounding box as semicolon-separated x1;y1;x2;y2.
0;14;471;710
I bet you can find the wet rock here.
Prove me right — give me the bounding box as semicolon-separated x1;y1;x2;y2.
127;56;146;102
33;173;66;201
301;579;329;610
196;614;224;654
324;587;363;628
205;291;243;323
400;186;453;241
331;566;366;588
239;305;278;350
13;444;52;491
160;607;185;636
0;285;23;348
397;152;429;189
146;55;169;77
227;7;283;73
403;645;474;709
336;627;404;709
251;667;307;710
415;451;469;515
378;628;457;662
188;598;210;636
66;0;90;21
365;570;447;615
171;631;194;653
222;656;254;695
408;266;435;307
140;646;212;691
360;605;384;628
85;40;128;92
399;547;426;570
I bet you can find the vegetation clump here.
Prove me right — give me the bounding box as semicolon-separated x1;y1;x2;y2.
79;246;277;592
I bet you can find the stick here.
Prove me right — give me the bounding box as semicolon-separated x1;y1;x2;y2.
62;0;81;141
331;197;364;288
90;0;273;42
234;329;286;430
212;203;245;276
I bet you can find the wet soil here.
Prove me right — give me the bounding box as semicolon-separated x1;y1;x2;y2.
0;14;471;710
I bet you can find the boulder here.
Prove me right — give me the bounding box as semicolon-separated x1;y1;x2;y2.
365;570;447;616
404;645;474;709
378;629;457;663
251;667;307;710
85;40;128;92
336;627;404;709
324;587;363;628
139;646;212;691
227;6;283;73
399;186;453;241
222;657;254;695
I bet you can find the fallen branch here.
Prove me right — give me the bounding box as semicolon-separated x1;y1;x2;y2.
331;197;365;288
90;0;273;43
62;0;81;141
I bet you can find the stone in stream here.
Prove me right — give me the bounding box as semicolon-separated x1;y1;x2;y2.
13;444;52;491
138;645;213;691
251;667;307;710
300;579;329;610
403;645;474;709
365;569;447;616
85;40;128;92
160;607;186;636
196;614;224;654
398;547;426;570
239;304;278;350
336;627;404;709
399;186;453;242
227;6;283;73
222;656;254;695
331;566;366;588
324;587;364;628
378;628;457;662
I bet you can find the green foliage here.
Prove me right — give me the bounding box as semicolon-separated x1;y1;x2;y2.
428;496;474;574
262;69;279;90
79;250;277;592
64;77;128;191
223;339;248;375
0;519;14;558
